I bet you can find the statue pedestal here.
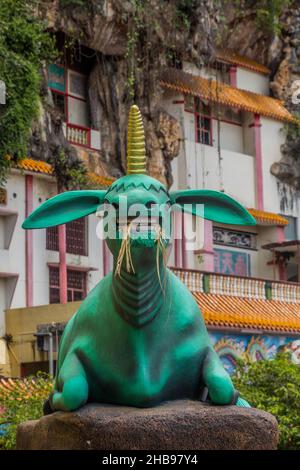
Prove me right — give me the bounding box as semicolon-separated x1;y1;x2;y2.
17;400;278;450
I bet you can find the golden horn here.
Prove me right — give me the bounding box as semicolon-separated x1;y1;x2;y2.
126;105;147;175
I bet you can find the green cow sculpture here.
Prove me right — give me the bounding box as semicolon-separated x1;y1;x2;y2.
23;105;256;412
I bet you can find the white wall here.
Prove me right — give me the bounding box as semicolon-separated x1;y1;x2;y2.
2;175;26;310
236;68;270;95
212;119;244;154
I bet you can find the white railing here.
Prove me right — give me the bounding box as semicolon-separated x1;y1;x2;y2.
171;268;300;303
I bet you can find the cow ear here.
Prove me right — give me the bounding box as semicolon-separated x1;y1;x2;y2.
170;189;256;226
22;190;106;229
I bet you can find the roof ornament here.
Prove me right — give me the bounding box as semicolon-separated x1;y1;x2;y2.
126;105;147;175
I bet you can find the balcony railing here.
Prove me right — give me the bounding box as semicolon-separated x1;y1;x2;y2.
171;268;300;303
66;123;90;147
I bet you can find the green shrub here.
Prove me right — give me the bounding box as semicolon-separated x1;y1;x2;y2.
232;353;300;450
0;373;53;450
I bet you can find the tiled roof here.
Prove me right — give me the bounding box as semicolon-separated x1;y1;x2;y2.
216;49;271;75
194;292;300;333
247;208;289;226
88;172;115;188
172;268;300;333
16;158;114;188
160;68;296;123
18;158;53;175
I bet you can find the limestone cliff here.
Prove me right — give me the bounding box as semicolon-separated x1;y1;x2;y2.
31;0;300;192
32;0;218;187
221;0;300;199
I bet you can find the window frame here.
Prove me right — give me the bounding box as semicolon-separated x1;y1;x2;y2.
184;96;213;146
48;64;91;148
49;266;87;304
46;217;88;257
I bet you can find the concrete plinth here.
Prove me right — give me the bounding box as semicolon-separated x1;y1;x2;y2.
16;400;279;450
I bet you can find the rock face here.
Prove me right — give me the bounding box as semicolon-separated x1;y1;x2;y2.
17;401;279;450
33;0;218;187
223;1;300;194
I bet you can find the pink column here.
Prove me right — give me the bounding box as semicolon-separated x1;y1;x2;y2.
58;224;67;304
277;225;287;281
229;66;237;87
251;114;264;210
25;175;33;307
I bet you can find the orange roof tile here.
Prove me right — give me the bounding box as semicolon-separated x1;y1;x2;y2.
194;292;300;333
18;158;53;175
160;68;296;123
247;208;289;226
88;172;115;187
216;49;271;75
16;159;114;188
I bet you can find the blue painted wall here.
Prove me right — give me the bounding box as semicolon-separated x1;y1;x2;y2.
209;331;300;374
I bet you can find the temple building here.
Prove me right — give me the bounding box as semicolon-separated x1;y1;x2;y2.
1;50;300;377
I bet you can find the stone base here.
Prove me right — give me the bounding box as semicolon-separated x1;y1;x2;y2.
16;400;279;450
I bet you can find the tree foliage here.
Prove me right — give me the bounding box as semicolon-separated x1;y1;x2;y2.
232;353;300;450
0;373;53;449
0;0;56;187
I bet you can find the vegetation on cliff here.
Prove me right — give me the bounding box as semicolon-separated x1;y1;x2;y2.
0;0;55;187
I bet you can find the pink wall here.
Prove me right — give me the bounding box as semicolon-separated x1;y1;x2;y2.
277;225;287;281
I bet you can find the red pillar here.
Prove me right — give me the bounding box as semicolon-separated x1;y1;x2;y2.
25;175;33;307
251;114;264;210
181;213;187;269
58;224;67;304
229;66;237;87
174;211;182;268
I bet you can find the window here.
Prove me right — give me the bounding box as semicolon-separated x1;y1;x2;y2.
46;217;88;256
196;115;212;145
211;103;242;125
184;97;242;145
48;63;92;148
283;216;298;241
184;97;212;145
49;267;87;304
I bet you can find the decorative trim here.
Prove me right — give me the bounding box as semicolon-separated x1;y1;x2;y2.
213;226;257;250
